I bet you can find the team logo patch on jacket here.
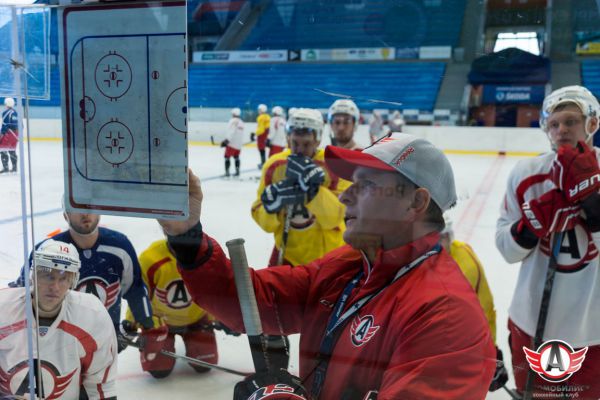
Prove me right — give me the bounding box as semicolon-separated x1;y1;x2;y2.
350;315;380;347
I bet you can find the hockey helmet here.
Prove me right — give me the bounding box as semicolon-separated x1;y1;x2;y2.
231;107;242;117
257;104;268;113
327;99;360;131
540;85;600;141
286;108;324;141
4;97;15;108
272;106;284;116
33;239;81;289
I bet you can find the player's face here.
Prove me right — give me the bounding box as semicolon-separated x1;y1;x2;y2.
331;114;355;145
288;131;320;158
340;167;418;250
35;269;73;312
66;211;100;235
546;104;593;148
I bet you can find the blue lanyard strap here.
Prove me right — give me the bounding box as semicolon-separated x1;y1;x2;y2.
310;244;442;399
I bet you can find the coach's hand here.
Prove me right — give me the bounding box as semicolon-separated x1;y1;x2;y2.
158;169;203;236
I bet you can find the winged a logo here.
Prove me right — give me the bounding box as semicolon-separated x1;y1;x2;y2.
523;340;588;383
350;315;380;347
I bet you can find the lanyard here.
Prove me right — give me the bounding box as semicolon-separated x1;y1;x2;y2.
310;244;442;399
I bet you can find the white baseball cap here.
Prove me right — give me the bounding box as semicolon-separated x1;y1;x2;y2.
325;133;457;211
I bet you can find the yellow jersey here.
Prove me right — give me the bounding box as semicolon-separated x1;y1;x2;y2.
449;240;497;343
251;148;346;266
126;239;211;327
256;113;271;137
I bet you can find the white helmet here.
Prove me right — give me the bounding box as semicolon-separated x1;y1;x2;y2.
388;111;405;132
540;85;600;142
288;107;298;117
286;108;324;141
272;106;284;116
231;107;241;117
327;99;360;131
257;104;268;113
4;97;15;108
33;239;80;289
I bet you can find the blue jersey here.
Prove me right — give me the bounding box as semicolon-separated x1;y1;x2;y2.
13;227;153;330
1;108;17;134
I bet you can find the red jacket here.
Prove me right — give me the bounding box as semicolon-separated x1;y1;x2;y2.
179;231;495;399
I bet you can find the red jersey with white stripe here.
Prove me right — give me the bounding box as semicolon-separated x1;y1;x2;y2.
0;288;117;399
496;149;600;347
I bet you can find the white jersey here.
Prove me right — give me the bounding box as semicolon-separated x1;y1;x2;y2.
226;117;245;150
268;115;287;148
0;288;117;399
496;149;600;347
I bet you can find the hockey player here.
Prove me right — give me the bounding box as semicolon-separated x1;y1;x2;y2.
267;105;287;157
12;209;158;353
159;133;496;399
123;237;222;378
222;107;244;177
387;110;405;133
251;108;346;371
440;214;509;392
327;99;361;150
256;103;271;168
0;239;117;399
496;85;600;397
368;110;385;144
0;97;18;173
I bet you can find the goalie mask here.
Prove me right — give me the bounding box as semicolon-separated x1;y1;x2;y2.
540;85;600;144
33;239;81;290
286;108;324;141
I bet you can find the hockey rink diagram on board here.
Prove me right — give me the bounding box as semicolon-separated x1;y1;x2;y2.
60;2;189;219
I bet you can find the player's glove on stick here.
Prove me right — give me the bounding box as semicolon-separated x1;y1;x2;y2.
221;139;230;148
139;316;169;371
266;139;272;148
233;369;309;400
551;140;600;203
520;189;580;238
488;347;509;392
286;154;325;193
261;178;305;213
117;319;140;353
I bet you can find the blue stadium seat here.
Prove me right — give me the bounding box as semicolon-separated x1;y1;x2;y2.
188;62;445;111
241;0;466;50
582;60;600;100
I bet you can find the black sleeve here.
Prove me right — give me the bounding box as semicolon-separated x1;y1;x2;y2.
510;220;539;249
581;192;600;232
166;222;207;269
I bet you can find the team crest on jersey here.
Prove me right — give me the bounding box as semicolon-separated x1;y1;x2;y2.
524;340;588;383
289;203;316;230
155;280;191;309
75;276;120;308
247;383;306;400
0;359;77;399
540;225;598;273
350;315;380;347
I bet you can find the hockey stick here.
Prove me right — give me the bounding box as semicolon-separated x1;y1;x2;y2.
122;336;249;376
277;204;293;265
502;384;521;400
226;238;271;374
522;231;564;400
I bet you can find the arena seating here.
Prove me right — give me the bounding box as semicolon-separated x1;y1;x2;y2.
188;61;445;111
581;60;600;99
241;0;466;50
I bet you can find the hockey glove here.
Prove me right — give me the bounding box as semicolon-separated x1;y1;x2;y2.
520;189;580;238
550;140;600;203
233;369;308;400
117;319;140;353
266;139;272;148
221;139;230;148
212;320;241;336
286;154;326;193
261;178;305;214
250;132;256;142
488;347;509;392
139;316;169;371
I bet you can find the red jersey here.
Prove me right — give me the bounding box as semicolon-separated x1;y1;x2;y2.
179;231;495;399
